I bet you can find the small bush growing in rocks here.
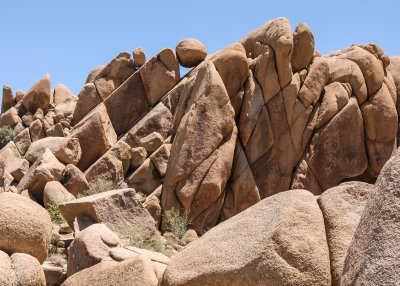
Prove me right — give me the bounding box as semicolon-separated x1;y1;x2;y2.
121;225;173;257
0;125;15;148
47;203;66;224
165;207;192;239
49;234;60;254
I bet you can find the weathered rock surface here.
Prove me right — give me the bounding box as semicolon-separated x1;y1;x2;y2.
0;192;52;264
140;48;180;106
2;85;15;113
0;107;21;127
342;149;400;286
25;137;81;165
60;164;89;197
43;181;75;207
67;223;120;276
62;254;158;286
13;127;31;155
318;182;376;286
0;251;46;286
72;83;102;126
69;103;117;170
17;148;65;201
161;190;330;286
59;188;156;234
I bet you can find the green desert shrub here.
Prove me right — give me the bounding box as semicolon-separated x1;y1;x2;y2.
47;203;66;224
49;234;60;254
165;207;192;239
120;225;172;257
0;125;15;148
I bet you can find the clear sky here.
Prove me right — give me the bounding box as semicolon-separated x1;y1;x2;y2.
0;0;399;100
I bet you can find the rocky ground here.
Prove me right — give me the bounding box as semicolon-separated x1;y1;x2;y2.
0;17;399;285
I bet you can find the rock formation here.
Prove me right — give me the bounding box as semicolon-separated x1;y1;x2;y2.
0;16;399;285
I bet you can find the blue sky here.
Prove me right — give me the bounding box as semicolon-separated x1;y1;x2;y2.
0;1;399;99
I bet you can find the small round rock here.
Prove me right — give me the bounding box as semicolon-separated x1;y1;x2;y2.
133;47;146;67
176;38;207;68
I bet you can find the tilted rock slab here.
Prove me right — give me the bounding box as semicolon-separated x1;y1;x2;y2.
59;188;156;234
69;103;117;171
0;192;52;264
160;190;331;286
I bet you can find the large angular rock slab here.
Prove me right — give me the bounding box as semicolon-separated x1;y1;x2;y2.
140;48;180;106
22;74;51;113
69;103;117;170
71;83;102;126
59;188;156;234
124;102;172;148
25;137;82;165
318;182;376;286
160;190;331;286
103;71;149;136
17;149;65;201
341;148;400;286
85;141;132;184
0;192;52;264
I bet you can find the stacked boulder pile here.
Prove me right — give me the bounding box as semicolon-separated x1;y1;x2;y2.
0;17;399;285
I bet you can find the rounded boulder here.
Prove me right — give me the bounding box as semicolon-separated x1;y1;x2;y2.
0;192;52;264
176;38;207;68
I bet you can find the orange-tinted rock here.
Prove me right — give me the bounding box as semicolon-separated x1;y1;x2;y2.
176;38;207;68
291;23;315;72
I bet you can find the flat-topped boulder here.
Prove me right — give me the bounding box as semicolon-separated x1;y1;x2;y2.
59;188;156;234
